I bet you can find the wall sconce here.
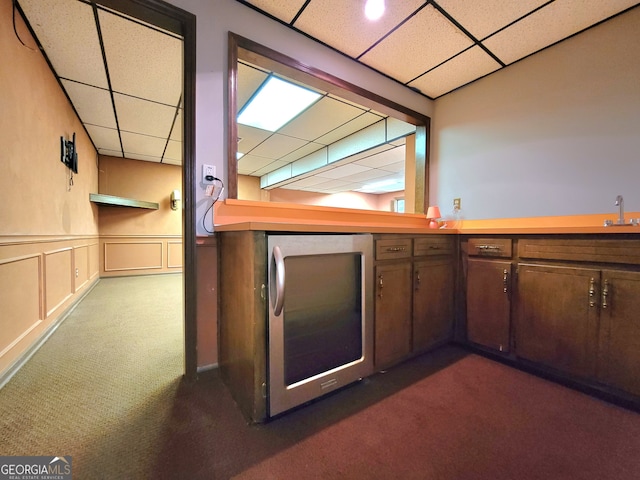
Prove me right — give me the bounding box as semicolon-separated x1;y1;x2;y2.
170;189;181;210
426;205;441;229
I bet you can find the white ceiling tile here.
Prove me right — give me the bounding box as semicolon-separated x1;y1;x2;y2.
237;62;269;112
315;164;371;179
162;157;182;166
238;155;282;175
293;0;425;58
98;8;182;105
114;94;175;138
482;0;640;65
238;124;272;153
314;112;385;145
254;160;291;177
121;131;167;158
341;168;394;183
170;109;182;142
98;149;123;158
379;160;405;173
123;152;162;162
408;46;501;97
164;140;182;164
249;134;309;159
312;179;352;190
19;0;108;88
360;4;474;83
355;146;406;168
279;142;325;165
345;144;395;163
278;96;368;141
437;0;550;40
61;80;116;129
284;175;335;188
85;125;121;152
243;0;308;23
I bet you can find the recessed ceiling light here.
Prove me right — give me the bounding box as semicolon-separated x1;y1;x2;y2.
237;75;322;132
365;0;385;21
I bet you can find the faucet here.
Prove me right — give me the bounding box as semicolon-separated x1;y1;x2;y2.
615;195;624;225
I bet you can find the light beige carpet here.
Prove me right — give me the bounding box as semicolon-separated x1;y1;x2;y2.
0;274;184;479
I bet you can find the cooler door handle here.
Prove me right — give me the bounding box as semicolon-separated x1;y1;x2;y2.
272;246;285;316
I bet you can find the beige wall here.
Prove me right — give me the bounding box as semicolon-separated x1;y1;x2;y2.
97;155;182;277
432;7;640;220
0;0;99;379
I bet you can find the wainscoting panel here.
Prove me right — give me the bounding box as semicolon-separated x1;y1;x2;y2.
74;244;89;292
44;247;73;318
0;236;99;378
104;241;163;272
168;241;183;268
100;236;182;277
0;254;42;358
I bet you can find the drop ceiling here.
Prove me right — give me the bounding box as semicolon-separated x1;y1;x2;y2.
15;0;640;196
238;0;640;98
16;0;183;166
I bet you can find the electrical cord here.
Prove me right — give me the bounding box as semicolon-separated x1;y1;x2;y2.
201;177;224;234
13;0;36;52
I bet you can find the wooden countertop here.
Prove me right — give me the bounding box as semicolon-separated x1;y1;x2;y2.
213;199;640;235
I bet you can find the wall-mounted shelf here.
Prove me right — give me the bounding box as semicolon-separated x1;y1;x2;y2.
90;193;159;210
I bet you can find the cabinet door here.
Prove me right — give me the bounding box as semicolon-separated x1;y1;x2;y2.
516;263;599;379
598;269;640;396
413;259;454;352
466;258;511;352
375;262;412;368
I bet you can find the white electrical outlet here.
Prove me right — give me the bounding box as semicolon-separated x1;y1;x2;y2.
202;164;216;185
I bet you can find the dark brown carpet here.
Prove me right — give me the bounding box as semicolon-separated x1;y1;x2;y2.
2;276;640;479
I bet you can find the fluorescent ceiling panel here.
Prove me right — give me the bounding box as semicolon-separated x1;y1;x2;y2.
19;0;108;88
237;62;269;113
359;4;474;83
99;9;182;106
238;76;322;132
292;0;424;58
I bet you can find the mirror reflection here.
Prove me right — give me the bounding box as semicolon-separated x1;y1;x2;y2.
231;35;429;214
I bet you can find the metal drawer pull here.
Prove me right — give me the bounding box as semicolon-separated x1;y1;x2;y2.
477;244;502;251
386;246;406;252
602;279;610;309
503;269;508;293
378;274;384;298
428;245;441;250
415;271;421;290
589;277;596;308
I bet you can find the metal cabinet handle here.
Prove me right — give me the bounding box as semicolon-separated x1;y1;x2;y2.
272;246;285;316
477;244;502;252
378;273;384;298
428;245;441;250
386;246;406;252
415;271;421;290
589;277;596;308
602;279;610;309
503;269;508;293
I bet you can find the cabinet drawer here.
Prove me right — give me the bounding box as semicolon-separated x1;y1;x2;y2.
375;238;412;260
468;238;512;258
519;239;640;265
414;236;454;256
